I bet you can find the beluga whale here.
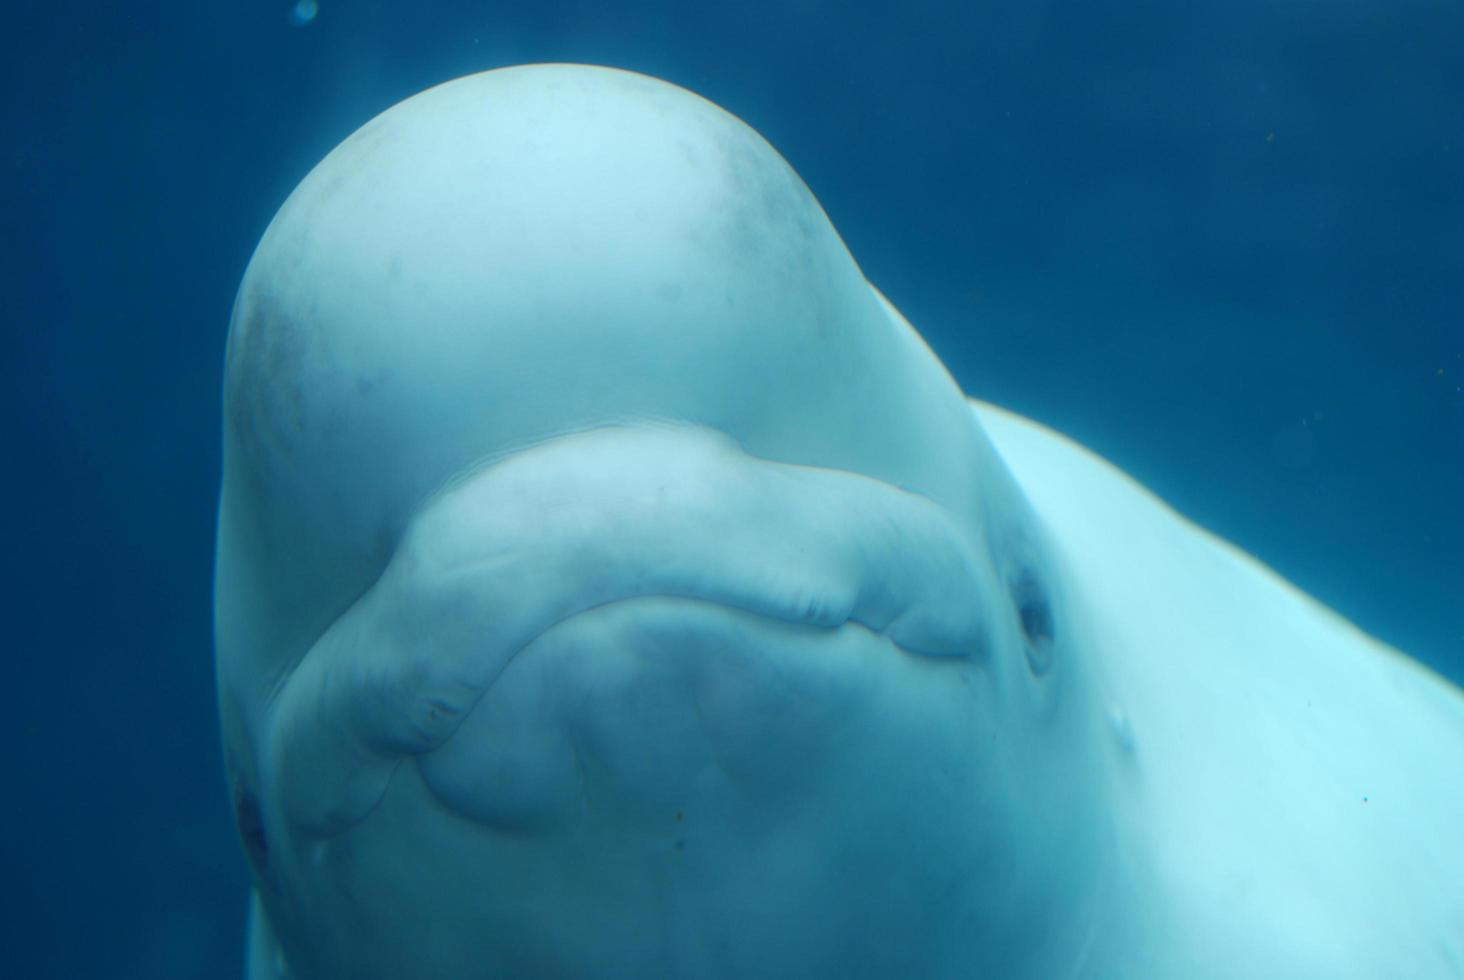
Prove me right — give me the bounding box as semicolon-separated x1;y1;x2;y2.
215;64;1464;979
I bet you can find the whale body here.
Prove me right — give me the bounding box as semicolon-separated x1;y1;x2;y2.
215;64;1464;979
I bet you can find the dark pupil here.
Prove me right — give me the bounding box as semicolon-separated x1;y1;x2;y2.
1019;598;1053;645
1012;570;1055;676
235;784;269;874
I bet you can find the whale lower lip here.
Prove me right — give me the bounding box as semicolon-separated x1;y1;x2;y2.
417;588;991;837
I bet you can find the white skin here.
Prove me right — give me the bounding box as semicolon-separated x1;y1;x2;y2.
218;65;1464;980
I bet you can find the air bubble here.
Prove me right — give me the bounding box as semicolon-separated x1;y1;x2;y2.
290;0;319;26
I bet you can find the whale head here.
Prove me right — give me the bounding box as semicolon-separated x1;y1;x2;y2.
216;64;1114;979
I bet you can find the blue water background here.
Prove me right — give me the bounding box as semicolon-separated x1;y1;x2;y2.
3;1;1460;976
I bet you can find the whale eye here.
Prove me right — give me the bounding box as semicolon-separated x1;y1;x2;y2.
1011;571;1055;677
234;780;269;875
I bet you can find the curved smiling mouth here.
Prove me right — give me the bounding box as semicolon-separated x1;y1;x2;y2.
261;423;998;841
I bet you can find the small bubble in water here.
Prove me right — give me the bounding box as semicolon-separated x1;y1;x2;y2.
290;0;319;26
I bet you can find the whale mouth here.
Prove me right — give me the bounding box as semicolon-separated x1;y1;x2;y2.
414;591;955;834
263;423;999;840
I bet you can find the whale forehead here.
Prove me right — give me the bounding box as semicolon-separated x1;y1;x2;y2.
225;66;890;559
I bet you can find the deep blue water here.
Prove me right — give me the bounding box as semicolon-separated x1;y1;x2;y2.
3;1;1460;976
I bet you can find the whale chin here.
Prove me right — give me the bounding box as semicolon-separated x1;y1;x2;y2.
261;596;1030;980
